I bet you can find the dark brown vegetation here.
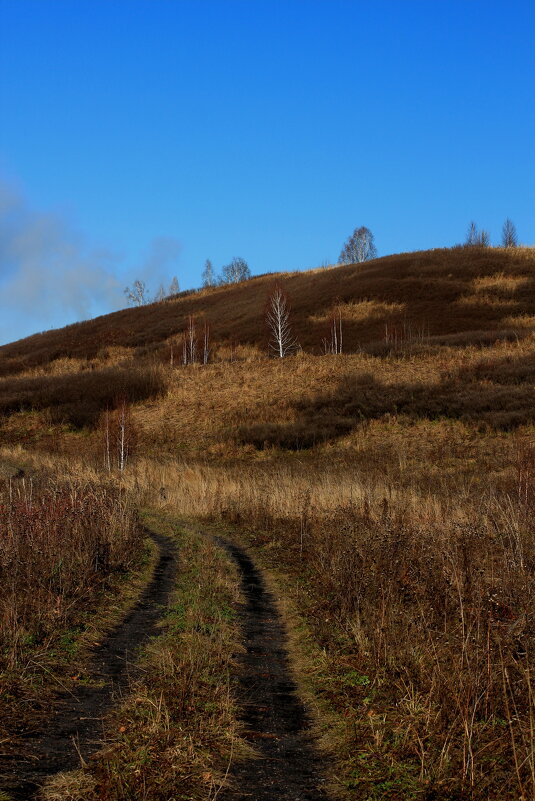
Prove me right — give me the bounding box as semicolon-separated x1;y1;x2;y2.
1;246;535;376
0;471;142;755
0;365;166;428
226;483;534;798
138;445;535;799
1;245;535;799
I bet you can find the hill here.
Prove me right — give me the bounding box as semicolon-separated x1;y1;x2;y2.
1;246;534;800
1;245;535;374
0;245;535;454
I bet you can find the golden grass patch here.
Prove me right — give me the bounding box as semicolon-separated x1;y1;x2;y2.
309;298;406;324
456;292;518;307
472;272;530;294
503;314;535;329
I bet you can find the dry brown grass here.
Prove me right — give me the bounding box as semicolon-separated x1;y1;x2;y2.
0;364;167;429
129;445;535;800
472;273;530;294
1;247;534;379
309;299;407;324
0;477;140;666
122;329;535;462
0;459;143;754
1;246;534;451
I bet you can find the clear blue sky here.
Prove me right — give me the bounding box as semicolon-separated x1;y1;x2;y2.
1;0;534;344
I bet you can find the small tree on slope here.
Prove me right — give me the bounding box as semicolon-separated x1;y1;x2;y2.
266;284;299;358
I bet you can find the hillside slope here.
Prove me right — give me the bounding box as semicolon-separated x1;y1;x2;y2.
1;246;535;376
1;246;534;456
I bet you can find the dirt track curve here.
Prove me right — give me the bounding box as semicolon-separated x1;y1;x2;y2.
215;536;331;801
0;530;177;800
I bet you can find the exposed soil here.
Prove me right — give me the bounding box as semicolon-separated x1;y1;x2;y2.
215;537;331;801
0;530;177;800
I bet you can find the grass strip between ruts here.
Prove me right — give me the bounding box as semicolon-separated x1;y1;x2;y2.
40;511;247;801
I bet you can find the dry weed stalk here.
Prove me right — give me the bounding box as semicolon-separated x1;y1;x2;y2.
0;475;141;670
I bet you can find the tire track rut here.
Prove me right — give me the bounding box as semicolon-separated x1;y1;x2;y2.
215;537;331;801
0;530;177;800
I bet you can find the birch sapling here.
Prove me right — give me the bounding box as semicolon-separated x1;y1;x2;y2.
182;316;197;364
322;305;343;354
203;320;211;365
266;284;299;358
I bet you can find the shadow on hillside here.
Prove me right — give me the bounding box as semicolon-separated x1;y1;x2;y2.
237;354;535;450
0;366;167;429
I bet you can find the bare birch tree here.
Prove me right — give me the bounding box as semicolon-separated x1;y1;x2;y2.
202;259;216;288
100;400;136;471
182;315;197;365
339;226;377;264
168;276;180;295
124;279;148;306
202;320;211;364
266;284;299;358
466;222;490;246
322;305;343;354
466;221;479;246
221;257;251;284
502;218;518;248
117;400;129;472
154;283;166;302
102;408;112;472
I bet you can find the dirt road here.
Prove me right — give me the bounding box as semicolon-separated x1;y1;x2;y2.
0;531;177;800
216;537;330;801
1;527;331;800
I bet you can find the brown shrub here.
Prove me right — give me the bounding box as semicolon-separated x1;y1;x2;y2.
0;476;142;669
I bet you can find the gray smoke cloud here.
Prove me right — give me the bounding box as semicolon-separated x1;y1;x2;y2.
0;180;182;345
141;236;182;282
0;180;124;344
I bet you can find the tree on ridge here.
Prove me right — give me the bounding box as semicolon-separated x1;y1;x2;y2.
124;280;148;306
202;259;216;288
339;226;377;264
502;218;518;248
466;221;490;247
220;257;251;284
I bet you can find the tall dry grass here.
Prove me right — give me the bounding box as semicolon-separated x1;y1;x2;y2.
0;474;141;671
131;452;534;799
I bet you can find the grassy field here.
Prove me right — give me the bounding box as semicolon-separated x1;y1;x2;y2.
1;246;534;799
